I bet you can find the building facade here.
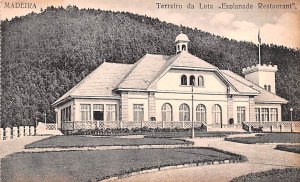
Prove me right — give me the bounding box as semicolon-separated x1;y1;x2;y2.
52;33;288;131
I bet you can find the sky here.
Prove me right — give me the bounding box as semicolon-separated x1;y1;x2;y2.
1;0;299;48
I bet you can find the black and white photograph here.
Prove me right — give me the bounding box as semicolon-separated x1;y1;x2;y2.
0;0;299;181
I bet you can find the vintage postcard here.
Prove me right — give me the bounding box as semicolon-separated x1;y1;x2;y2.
1;0;299;181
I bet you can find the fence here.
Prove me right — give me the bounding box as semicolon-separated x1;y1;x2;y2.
243;121;300;132
61;120;205;131
0;125;36;142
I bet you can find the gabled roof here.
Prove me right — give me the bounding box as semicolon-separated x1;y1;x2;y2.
221;70;288;104
118;52;218;91
52;62;133;106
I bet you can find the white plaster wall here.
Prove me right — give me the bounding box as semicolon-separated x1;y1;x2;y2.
155;93;227;125
232;96;250;124
245;71;276;93
156;69;227;94
127;92;149;121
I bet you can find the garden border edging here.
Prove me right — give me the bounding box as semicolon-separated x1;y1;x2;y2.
99;158;244;182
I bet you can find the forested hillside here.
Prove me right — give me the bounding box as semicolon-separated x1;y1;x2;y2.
1;6;299;127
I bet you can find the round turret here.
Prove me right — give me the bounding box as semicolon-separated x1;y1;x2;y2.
175;31;189;54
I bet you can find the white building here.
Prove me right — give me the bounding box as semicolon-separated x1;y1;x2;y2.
52;32;288;131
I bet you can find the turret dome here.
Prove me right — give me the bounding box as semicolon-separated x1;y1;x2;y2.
175;31;190;42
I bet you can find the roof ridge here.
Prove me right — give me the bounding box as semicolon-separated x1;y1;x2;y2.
115;54;148;89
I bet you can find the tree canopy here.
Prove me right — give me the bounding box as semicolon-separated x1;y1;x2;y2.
1;6;299;127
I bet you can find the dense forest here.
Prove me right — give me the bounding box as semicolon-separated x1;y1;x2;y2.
1;6;299;127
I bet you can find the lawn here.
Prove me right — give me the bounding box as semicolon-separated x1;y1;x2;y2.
231;168;300;182
225;133;300;144
25;135;192;149
275;145;300;154
1;147;246;182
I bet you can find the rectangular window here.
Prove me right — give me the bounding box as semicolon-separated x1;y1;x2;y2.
270;108;278;122
255;108;260;121
133;104;144;121
237;107;246;123
261;108;269;122
80;104;91;121
61;106;71;122
93;104;104;121
106;104;116;121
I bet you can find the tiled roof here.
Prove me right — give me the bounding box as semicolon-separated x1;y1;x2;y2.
221;70;288;103
52;62;133;106
220;70;260;95
171;51;217;69
117;54;169;90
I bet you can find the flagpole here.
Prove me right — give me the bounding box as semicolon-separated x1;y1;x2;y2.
258;43;261;65
258;29;261;65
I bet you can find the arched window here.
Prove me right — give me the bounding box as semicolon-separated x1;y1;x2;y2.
190;75;195;85
212;104;222;124
268;85;271;92
177;45;180;51
264;85;267;90
182;44;186;51
181;75;187;85
179;104;190;121
196;104;206;123
198;76;204;86
162;103;173;121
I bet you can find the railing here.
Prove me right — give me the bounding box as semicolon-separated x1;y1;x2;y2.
61;120;204;131
0;126;36;142
243;121;300;132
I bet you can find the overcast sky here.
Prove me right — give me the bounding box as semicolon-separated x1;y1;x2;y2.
1;0;299;48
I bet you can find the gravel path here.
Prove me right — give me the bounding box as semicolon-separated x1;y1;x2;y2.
114;136;300;182
0;136;51;159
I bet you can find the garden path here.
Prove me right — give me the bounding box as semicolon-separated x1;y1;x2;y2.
115;136;300;182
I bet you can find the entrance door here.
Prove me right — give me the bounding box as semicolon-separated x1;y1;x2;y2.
93;104;104;121
93;111;104;121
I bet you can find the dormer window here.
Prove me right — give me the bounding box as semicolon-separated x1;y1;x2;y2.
268;85;271;92
198;76;204;86
190;75;195;85
181;75;187;85
264;85;267;90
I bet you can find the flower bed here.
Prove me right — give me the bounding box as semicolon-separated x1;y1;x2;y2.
2;147;246;182
24;135;192;149
275;145;300;154
225;133;300;144
231;168;300;182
